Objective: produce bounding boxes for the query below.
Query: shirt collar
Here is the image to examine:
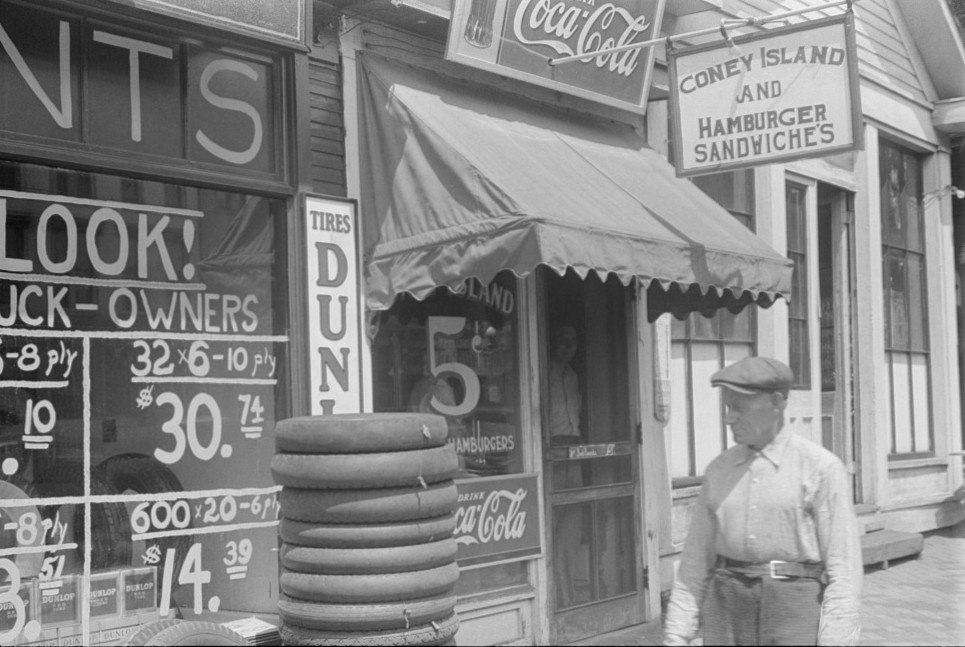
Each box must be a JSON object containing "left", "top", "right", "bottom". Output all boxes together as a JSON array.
[{"left": 735, "top": 426, "right": 792, "bottom": 467}]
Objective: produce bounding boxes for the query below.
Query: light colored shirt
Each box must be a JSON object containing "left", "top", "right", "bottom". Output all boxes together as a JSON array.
[
  {"left": 664, "top": 428, "right": 862, "bottom": 646},
  {"left": 548, "top": 361, "right": 580, "bottom": 438}
]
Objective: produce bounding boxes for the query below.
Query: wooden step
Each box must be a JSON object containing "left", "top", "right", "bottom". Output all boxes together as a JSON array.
[{"left": 861, "top": 529, "right": 924, "bottom": 568}]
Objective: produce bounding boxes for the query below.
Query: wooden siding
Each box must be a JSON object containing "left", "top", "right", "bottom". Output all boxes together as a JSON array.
[
  {"left": 723, "top": 0, "right": 929, "bottom": 105},
  {"left": 309, "top": 40, "right": 347, "bottom": 197}
]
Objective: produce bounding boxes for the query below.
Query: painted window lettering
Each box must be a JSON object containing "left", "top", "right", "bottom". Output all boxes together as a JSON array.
[
  {"left": 195, "top": 59, "right": 264, "bottom": 166},
  {"left": 0, "top": 14, "right": 269, "bottom": 168}
]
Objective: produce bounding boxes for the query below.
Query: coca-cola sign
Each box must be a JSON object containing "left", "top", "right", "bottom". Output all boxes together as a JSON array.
[
  {"left": 446, "top": 0, "right": 665, "bottom": 113},
  {"left": 454, "top": 473, "right": 542, "bottom": 566}
]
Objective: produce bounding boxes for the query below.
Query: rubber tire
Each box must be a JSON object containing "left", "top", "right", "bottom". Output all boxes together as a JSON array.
[
  {"left": 271, "top": 445, "right": 459, "bottom": 489},
  {"left": 144, "top": 621, "right": 248, "bottom": 645},
  {"left": 82, "top": 470, "right": 135, "bottom": 569},
  {"left": 275, "top": 414, "right": 448, "bottom": 454},
  {"left": 280, "top": 562, "right": 460, "bottom": 603},
  {"left": 277, "top": 591, "right": 456, "bottom": 631},
  {"left": 280, "top": 482, "right": 457, "bottom": 523},
  {"left": 281, "top": 538, "right": 457, "bottom": 574},
  {"left": 0, "top": 477, "right": 45, "bottom": 580},
  {"left": 92, "top": 453, "right": 191, "bottom": 577},
  {"left": 124, "top": 618, "right": 183, "bottom": 646},
  {"left": 280, "top": 515, "right": 455, "bottom": 549},
  {"left": 279, "top": 611, "right": 459, "bottom": 646},
  {"left": 33, "top": 462, "right": 134, "bottom": 570}
]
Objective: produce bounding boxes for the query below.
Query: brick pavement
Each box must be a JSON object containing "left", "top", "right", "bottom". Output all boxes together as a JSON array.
[
  {"left": 859, "top": 521, "right": 965, "bottom": 646},
  {"left": 581, "top": 519, "right": 965, "bottom": 646}
]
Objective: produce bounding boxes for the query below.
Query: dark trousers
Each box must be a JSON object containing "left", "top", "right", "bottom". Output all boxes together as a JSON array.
[{"left": 701, "top": 570, "right": 824, "bottom": 645}]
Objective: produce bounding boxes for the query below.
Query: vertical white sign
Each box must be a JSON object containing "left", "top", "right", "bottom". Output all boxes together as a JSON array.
[{"left": 304, "top": 195, "right": 363, "bottom": 414}]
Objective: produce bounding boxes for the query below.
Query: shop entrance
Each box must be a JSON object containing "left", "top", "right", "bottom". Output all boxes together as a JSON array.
[
  {"left": 786, "top": 179, "right": 860, "bottom": 503},
  {"left": 818, "top": 183, "right": 861, "bottom": 502},
  {"left": 540, "top": 269, "right": 646, "bottom": 644}
]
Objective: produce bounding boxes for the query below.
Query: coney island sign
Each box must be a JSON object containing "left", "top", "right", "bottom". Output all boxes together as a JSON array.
[
  {"left": 668, "top": 13, "right": 862, "bottom": 176},
  {"left": 446, "top": 0, "right": 666, "bottom": 113},
  {"left": 454, "top": 473, "right": 542, "bottom": 566}
]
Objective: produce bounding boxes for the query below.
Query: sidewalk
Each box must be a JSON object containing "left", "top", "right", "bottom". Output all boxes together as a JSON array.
[
  {"left": 859, "top": 520, "right": 965, "bottom": 646},
  {"left": 585, "top": 519, "right": 965, "bottom": 646}
]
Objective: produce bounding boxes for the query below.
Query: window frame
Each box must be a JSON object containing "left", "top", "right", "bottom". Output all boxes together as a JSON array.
[
  {"left": 668, "top": 170, "right": 758, "bottom": 486},
  {"left": 879, "top": 138, "right": 933, "bottom": 458},
  {"left": 785, "top": 181, "right": 811, "bottom": 390}
]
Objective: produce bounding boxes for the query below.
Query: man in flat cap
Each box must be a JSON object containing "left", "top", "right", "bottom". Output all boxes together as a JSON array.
[{"left": 663, "top": 356, "right": 862, "bottom": 646}]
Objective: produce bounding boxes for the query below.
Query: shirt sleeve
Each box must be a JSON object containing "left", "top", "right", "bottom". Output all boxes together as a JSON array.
[
  {"left": 663, "top": 479, "right": 718, "bottom": 645},
  {"left": 814, "top": 459, "right": 863, "bottom": 646}
]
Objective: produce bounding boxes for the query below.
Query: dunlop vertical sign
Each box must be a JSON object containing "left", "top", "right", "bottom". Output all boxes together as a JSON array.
[
  {"left": 304, "top": 195, "right": 364, "bottom": 414},
  {"left": 668, "top": 14, "right": 861, "bottom": 176}
]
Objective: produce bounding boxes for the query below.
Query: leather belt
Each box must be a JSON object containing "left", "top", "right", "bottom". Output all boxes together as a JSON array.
[{"left": 718, "top": 556, "right": 826, "bottom": 581}]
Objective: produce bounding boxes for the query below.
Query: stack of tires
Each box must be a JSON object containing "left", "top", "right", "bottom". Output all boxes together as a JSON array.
[{"left": 271, "top": 413, "right": 462, "bottom": 647}]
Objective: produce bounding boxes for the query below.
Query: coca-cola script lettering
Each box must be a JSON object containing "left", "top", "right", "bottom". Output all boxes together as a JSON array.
[
  {"left": 455, "top": 487, "right": 528, "bottom": 546},
  {"left": 513, "top": 0, "right": 652, "bottom": 76}
]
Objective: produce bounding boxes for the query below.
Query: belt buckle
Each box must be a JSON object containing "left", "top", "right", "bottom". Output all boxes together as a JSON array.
[{"left": 768, "top": 560, "right": 790, "bottom": 580}]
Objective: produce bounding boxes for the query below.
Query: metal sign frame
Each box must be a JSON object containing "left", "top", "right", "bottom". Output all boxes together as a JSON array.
[{"left": 303, "top": 193, "right": 365, "bottom": 415}]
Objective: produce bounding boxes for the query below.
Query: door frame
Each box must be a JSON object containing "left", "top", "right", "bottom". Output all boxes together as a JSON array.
[
  {"left": 536, "top": 269, "right": 649, "bottom": 644},
  {"left": 821, "top": 184, "right": 861, "bottom": 501},
  {"left": 783, "top": 173, "right": 860, "bottom": 500}
]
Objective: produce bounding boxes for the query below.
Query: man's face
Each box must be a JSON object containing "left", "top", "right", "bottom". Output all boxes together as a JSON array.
[
  {"left": 721, "top": 388, "right": 786, "bottom": 450},
  {"left": 551, "top": 326, "right": 577, "bottom": 365}
]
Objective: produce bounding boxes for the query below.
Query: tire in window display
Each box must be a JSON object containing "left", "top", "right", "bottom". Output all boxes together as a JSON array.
[
  {"left": 278, "top": 611, "right": 459, "bottom": 646},
  {"left": 270, "top": 446, "right": 460, "bottom": 490},
  {"left": 275, "top": 413, "right": 449, "bottom": 454},
  {"left": 133, "top": 619, "right": 248, "bottom": 645},
  {"left": 0, "top": 476, "right": 45, "bottom": 581},
  {"left": 280, "top": 538, "right": 457, "bottom": 574},
  {"left": 277, "top": 591, "right": 457, "bottom": 632},
  {"left": 123, "top": 617, "right": 185, "bottom": 645},
  {"left": 70, "top": 470, "right": 133, "bottom": 570},
  {"left": 279, "top": 482, "right": 458, "bottom": 523},
  {"left": 92, "top": 453, "right": 192, "bottom": 584},
  {"left": 279, "top": 515, "right": 457, "bottom": 549},
  {"left": 29, "top": 462, "right": 133, "bottom": 572}
]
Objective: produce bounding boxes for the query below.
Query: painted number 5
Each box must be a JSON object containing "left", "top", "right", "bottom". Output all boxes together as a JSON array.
[{"left": 426, "top": 316, "right": 480, "bottom": 417}]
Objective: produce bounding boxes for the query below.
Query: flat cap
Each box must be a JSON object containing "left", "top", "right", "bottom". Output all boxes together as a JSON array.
[{"left": 711, "top": 356, "right": 794, "bottom": 394}]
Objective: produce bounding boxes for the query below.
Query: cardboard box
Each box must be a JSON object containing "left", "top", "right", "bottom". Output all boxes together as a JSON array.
[
  {"left": 88, "top": 572, "right": 121, "bottom": 619},
  {"left": 120, "top": 567, "right": 157, "bottom": 615},
  {"left": 38, "top": 575, "right": 79, "bottom": 628},
  {"left": 0, "top": 577, "right": 35, "bottom": 636}
]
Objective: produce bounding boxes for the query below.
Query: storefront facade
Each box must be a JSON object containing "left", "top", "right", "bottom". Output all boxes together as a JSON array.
[
  {"left": 314, "top": 2, "right": 792, "bottom": 644},
  {"left": 3, "top": 0, "right": 965, "bottom": 646},
  {"left": 655, "top": 0, "right": 965, "bottom": 598},
  {"left": 309, "top": 1, "right": 965, "bottom": 645},
  {"left": 0, "top": 0, "right": 307, "bottom": 643}
]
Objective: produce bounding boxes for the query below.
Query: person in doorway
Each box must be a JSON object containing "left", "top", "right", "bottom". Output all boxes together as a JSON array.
[
  {"left": 663, "top": 356, "right": 862, "bottom": 646},
  {"left": 548, "top": 323, "right": 582, "bottom": 445},
  {"left": 547, "top": 323, "right": 587, "bottom": 608}
]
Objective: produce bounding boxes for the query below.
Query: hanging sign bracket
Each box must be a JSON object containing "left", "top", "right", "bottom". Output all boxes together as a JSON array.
[{"left": 547, "top": 0, "right": 858, "bottom": 67}]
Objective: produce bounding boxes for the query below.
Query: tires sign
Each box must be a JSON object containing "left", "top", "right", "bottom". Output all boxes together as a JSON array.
[
  {"left": 454, "top": 473, "right": 541, "bottom": 566},
  {"left": 304, "top": 195, "right": 364, "bottom": 415}
]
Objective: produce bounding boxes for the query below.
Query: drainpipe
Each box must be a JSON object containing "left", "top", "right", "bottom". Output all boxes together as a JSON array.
[{"left": 954, "top": 138, "right": 965, "bottom": 456}]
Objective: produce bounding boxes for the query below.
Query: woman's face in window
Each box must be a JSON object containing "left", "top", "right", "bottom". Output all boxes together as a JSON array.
[{"left": 551, "top": 325, "right": 578, "bottom": 365}]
